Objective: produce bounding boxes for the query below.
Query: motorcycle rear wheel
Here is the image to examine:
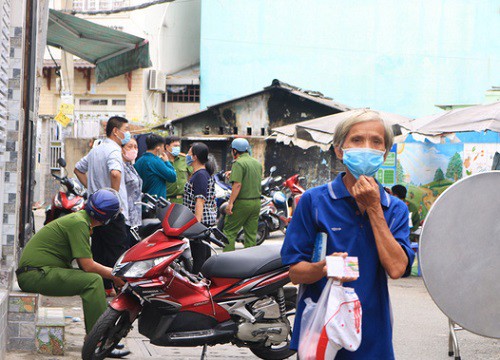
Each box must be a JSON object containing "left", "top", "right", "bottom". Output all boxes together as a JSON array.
[
  {"left": 81, "top": 307, "right": 131, "bottom": 360},
  {"left": 249, "top": 300, "right": 296, "bottom": 360}
]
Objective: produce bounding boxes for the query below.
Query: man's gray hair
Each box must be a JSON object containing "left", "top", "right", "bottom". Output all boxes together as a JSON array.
[{"left": 333, "top": 109, "right": 394, "bottom": 152}]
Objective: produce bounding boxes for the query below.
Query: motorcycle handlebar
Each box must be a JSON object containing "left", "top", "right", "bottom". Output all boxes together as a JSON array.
[
  {"left": 208, "top": 234, "right": 225, "bottom": 248},
  {"left": 143, "top": 193, "right": 158, "bottom": 204}
]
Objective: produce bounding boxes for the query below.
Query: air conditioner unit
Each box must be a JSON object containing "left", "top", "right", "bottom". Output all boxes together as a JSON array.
[{"left": 148, "top": 69, "right": 166, "bottom": 93}]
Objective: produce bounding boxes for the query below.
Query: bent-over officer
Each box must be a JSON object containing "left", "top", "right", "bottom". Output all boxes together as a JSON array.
[
  {"left": 223, "top": 138, "right": 263, "bottom": 251},
  {"left": 16, "top": 189, "right": 130, "bottom": 358}
]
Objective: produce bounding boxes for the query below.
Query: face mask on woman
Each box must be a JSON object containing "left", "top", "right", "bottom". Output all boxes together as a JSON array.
[
  {"left": 123, "top": 149, "right": 138, "bottom": 162},
  {"left": 342, "top": 148, "right": 385, "bottom": 179}
]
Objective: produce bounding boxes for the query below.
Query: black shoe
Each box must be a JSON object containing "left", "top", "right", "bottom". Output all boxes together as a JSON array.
[
  {"left": 107, "top": 349, "right": 131, "bottom": 358},
  {"left": 114, "top": 343, "right": 125, "bottom": 350}
]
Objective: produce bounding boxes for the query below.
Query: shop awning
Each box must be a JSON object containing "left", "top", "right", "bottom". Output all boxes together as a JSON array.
[{"left": 47, "top": 9, "right": 152, "bottom": 83}]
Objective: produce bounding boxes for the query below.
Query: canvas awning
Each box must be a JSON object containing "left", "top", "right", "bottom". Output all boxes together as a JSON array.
[
  {"left": 272, "top": 109, "right": 412, "bottom": 150},
  {"left": 405, "top": 102, "right": 500, "bottom": 143},
  {"left": 47, "top": 9, "right": 152, "bottom": 83}
]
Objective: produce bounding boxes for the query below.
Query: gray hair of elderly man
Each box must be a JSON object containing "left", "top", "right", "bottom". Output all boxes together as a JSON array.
[{"left": 332, "top": 109, "right": 394, "bottom": 153}]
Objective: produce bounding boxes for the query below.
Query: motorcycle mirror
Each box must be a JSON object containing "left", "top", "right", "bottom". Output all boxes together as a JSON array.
[
  {"left": 57, "top": 158, "right": 66, "bottom": 167},
  {"left": 270, "top": 166, "right": 277, "bottom": 174}
]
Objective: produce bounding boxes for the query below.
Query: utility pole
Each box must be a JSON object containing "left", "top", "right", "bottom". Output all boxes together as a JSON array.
[{"left": 19, "top": 0, "right": 38, "bottom": 247}]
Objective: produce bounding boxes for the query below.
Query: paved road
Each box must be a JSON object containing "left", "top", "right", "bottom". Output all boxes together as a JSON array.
[{"left": 7, "top": 214, "right": 499, "bottom": 359}]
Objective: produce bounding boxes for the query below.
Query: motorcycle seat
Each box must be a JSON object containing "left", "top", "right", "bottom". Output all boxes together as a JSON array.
[
  {"left": 142, "top": 218, "right": 161, "bottom": 227},
  {"left": 200, "top": 244, "right": 283, "bottom": 279}
]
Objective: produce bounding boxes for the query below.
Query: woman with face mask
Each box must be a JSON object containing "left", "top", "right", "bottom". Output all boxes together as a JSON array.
[
  {"left": 183, "top": 142, "right": 217, "bottom": 273},
  {"left": 122, "top": 137, "right": 142, "bottom": 248}
]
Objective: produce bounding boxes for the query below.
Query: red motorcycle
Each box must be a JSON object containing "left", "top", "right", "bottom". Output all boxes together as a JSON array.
[
  {"left": 282, "top": 174, "right": 306, "bottom": 222},
  {"left": 44, "top": 158, "right": 87, "bottom": 225},
  {"left": 82, "top": 199, "right": 297, "bottom": 360}
]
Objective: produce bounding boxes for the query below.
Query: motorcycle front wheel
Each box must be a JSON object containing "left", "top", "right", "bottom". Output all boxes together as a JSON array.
[
  {"left": 81, "top": 307, "right": 132, "bottom": 360},
  {"left": 255, "top": 221, "right": 269, "bottom": 246}
]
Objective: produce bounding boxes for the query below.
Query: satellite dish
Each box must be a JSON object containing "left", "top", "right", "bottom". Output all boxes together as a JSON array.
[{"left": 420, "top": 171, "right": 500, "bottom": 338}]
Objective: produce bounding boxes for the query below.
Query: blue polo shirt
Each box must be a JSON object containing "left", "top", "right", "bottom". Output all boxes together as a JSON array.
[{"left": 281, "top": 173, "right": 414, "bottom": 359}]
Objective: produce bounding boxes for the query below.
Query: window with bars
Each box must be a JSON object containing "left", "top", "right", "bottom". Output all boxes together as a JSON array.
[{"left": 167, "top": 85, "right": 200, "bottom": 103}]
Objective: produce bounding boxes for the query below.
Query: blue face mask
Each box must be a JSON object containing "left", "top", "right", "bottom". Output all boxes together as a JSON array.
[
  {"left": 342, "top": 148, "right": 385, "bottom": 179},
  {"left": 186, "top": 154, "right": 194, "bottom": 166},
  {"left": 119, "top": 130, "right": 131, "bottom": 145},
  {"left": 171, "top": 146, "right": 181, "bottom": 157}
]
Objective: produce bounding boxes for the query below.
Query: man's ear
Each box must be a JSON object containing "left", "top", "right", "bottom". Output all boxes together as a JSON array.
[{"left": 334, "top": 146, "right": 343, "bottom": 161}]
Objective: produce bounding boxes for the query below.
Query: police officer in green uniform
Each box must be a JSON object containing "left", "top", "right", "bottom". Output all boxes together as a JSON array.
[
  {"left": 165, "top": 136, "right": 192, "bottom": 204},
  {"left": 16, "top": 189, "right": 130, "bottom": 358},
  {"left": 223, "top": 138, "right": 263, "bottom": 251}
]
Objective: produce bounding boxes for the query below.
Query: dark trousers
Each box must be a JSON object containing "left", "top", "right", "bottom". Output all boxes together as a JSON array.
[
  {"left": 91, "top": 213, "right": 128, "bottom": 289},
  {"left": 190, "top": 240, "right": 211, "bottom": 274}
]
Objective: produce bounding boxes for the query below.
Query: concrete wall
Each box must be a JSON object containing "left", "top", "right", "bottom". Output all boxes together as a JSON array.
[
  {"left": 64, "top": 137, "right": 92, "bottom": 181},
  {"left": 0, "top": 290, "right": 8, "bottom": 358},
  {"left": 166, "top": 102, "right": 200, "bottom": 120},
  {"left": 200, "top": 0, "right": 500, "bottom": 118}
]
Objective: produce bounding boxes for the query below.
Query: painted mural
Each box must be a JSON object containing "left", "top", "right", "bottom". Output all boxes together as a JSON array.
[
  {"left": 463, "top": 143, "right": 500, "bottom": 175},
  {"left": 395, "top": 143, "right": 463, "bottom": 219}
]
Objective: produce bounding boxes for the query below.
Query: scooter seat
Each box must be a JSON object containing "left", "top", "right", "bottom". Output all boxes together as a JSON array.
[
  {"left": 200, "top": 244, "right": 284, "bottom": 279},
  {"left": 142, "top": 218, "right": 161, "bottom": 227}
]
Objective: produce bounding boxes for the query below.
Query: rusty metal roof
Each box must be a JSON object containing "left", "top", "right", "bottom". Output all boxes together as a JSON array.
[{"left": 154, "top": 79, "right": 352, "bottom": 129}]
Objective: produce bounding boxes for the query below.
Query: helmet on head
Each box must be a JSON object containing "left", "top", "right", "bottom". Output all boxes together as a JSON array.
[
  {"left": 231, "top": 138, "right": 250, "bottom": 152},
  {"left": 85, "top": 189, "right": 121, "bottom": 224}
]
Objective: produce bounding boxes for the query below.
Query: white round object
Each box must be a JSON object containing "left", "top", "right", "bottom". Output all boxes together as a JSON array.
[{"left": 420, "top": 171, "right": 500, "bottom": 338}]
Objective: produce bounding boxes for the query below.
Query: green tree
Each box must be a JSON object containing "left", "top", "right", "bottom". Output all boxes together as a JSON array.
[
  {"left": 446, "top": 153, "right": 463, "bottom": 181},
  {"left": 396, "top": 161, "right": 405, "bottom": 183},
  {"left": 433, "top": 168, "right": 445, "bottom": 182}
]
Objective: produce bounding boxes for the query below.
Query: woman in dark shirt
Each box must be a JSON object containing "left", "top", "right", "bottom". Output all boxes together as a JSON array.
[{"left": 183, "top": 142, "right": 217, "bottom": 273}]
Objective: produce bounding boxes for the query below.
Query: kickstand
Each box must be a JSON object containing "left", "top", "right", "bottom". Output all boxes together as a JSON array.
[{"left": 200, "top": 344, "right": 208, "bottom": 360}]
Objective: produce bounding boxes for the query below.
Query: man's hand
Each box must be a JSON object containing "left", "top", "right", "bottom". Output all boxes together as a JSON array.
[
  {"left": 352, "top": 175, "right": 380, "bottom": 213},
  {"left": 226, "top": 202, "right": 233, "bottom": 215},
  {"left": 112, "top": 276, "right": 125, "bottom": 290},
  {"left": 224, "top": 170, "right": 231, "bottom": 179},
  {"left": 160, "top": 152, "right": 169, "bottom": 162}
]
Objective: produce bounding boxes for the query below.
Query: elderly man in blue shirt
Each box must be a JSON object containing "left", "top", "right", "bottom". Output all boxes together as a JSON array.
[{"left": 281, "top": 109, "right": 414, "bottom": 360}]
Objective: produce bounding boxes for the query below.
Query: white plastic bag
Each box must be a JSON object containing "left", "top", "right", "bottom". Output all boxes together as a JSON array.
[{"left": 298, "top": 279, "right": 362, "bottom": 360}]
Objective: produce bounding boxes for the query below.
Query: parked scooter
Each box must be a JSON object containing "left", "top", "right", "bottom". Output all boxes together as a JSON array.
[
  {"left": 214, "top": 170, "right": 232, "bottom": 217},
  {"left": 44, "top": 158, "right": 87, "bottom": 225},
  {"left": 81, "top": 200, "right": 297, "bottom": 360},
  {"left": 282, "top": 174, "right": 306, "bottom": 222}
]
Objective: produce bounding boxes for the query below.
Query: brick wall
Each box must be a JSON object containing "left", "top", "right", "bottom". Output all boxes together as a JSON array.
[{"left": 39, "top": 67, "right": 146, "bottom": 121}]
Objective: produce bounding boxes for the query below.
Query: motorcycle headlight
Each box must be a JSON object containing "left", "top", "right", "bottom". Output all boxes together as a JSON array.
[
  {"left": 113, "top": 255, "right": 172, "bottom": 278},
  {"left": 53, "top": 194, "right": 62, "bottom": 208},
  {"left": 71, "top": 198, "right": 84, "bottom": 212}
]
